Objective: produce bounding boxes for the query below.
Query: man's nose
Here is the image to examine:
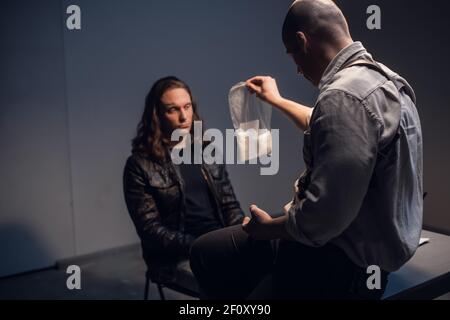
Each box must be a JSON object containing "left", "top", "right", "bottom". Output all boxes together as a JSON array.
[{"left": 179, "top": 109, "right": 187, "bottom": 122}]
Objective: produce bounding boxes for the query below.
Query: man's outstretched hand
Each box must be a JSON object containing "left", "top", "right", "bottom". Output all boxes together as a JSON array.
[
  {"left": 245, "top": 76, "right": 283, "bottom": 107},
  {"left": 245, "top": 76, "right": 313, "bottom": 132},
  {"left": 242, "top": 204, "right": 280, "bottom": 240}
]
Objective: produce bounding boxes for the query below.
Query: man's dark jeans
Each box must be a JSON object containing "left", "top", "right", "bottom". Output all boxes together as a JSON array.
[{"left": 190, "top": 225, "right": 389, "bottom": 300}]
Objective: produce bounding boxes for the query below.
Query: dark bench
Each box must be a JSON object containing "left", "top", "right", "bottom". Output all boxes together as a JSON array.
[{"left": 383, "top": 230, "right": 450, "bottom": 299}]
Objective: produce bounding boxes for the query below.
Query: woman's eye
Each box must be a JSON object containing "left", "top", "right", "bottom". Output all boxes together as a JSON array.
[
  {"left": 184, "top": 104, "right": 191, "bottom": 110},
  {"left": 168, "top": 107, "right": 176, "bottom": 113}
]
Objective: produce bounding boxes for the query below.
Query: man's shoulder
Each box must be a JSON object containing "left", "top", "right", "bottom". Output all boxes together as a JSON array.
[
  {"left": 319, "top": 64, "right": 389, "bottom": 103},
  {"left": 313, "top": 74, "right": 385, "bottom": 129}
]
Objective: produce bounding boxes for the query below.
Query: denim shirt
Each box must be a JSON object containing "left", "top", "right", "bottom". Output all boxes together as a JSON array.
[{"left": 284, "top": 42, "right": 423, "bottom": 272}]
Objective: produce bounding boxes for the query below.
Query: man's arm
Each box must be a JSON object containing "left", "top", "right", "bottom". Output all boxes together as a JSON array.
[{"left": 246, "top": 76, "right": 313, "bottom": 132}]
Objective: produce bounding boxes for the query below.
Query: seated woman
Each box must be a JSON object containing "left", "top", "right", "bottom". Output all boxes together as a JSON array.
[{"left": 123, "top": 76, "right": 244, "bottom": 286}]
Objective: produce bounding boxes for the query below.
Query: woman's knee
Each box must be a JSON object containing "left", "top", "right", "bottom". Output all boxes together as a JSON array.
[
  {"left": 189, "top": 225, "right": 241, "bottom": 273},
  {"left": 189, "top": 229, "right": 219, "bottom": 273},
  {"left": 191, "top": 228, "right": 218, "bottom": 256}
]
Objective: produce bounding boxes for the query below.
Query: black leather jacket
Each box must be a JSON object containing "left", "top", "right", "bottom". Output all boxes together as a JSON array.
[{"left": 123, "top": 152, "right": 244, "bottom": 283}]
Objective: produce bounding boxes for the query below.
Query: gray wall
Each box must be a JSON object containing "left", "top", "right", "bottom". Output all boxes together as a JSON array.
[
  {"left": 0, "top": 0, "right": 75, "bottom": 277},
  {"left": 1, "top": 0, "right": 449, "bottom": 277}
]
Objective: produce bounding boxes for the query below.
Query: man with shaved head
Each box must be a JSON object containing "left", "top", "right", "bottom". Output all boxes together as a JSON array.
[
  {"left": 282, "top": 0, "right": 352, "bottom": 85},
  {"left": 190, "top": 0, "right": 423, "bottom": 299}
]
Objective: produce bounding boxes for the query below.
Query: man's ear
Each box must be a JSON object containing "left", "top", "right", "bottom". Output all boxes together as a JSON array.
[{"left": 295, "top": 31, "right": 308, "bottom": 54}]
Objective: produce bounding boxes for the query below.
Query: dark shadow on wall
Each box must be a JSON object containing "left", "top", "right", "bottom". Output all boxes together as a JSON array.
[{"left": 0, "top": 223, "right": 55, "bottom": 278}]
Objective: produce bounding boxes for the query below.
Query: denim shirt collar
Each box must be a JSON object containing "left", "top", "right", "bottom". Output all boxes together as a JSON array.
[{"left": 318, "top": 41, "right": 367, "bottom": 91}]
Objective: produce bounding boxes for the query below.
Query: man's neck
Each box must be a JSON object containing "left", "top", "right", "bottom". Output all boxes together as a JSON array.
[
  {"left": 325, "top": 38, "right": 354, "bottom": 62},
  {"left": 315, "top": 38, "right": 354, "bottom": 86}
]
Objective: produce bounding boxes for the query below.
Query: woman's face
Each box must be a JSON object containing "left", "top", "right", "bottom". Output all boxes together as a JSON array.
[{"left": 159, "top": 87, "right": 194, "bottom": 136}]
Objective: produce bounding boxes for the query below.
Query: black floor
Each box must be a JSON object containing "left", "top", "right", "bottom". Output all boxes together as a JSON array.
[
  {"left": 0, "top": 244, "right": 196, "bottom": 300},
  {"left": 1, "top": 244, "right": 449, "bottom": 300}
]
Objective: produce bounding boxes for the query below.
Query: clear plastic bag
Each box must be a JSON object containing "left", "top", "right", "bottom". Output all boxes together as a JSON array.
[{"left": 228, "top": 82, "right": 272, "bottom": 162}]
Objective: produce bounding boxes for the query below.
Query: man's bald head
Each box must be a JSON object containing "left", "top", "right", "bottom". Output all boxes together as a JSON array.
[
  {"left": 281, "top": 0, "right": 353, "bottom": 86},
  {"left": 282, "top": 0, "right": 351, "bottom": 47}
]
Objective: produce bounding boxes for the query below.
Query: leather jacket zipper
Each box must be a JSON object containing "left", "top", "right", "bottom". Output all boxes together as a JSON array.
[
  {"left": 200, "top": 166, "right": 226, "bottom": 227},
  {"left": 168, "top": 160, "right": 186, "bottom": 233}
]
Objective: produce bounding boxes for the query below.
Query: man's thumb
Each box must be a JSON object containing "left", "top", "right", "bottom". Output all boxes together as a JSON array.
[{"left": 250, "top": 204, "right": 265, "bottom": 218}]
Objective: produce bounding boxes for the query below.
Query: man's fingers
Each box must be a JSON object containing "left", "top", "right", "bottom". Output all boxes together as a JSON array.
[
  {"left": 246, "top": 81, "right": 261, "bottom": 95},
  {"left": 250, "top": 204, "right": 266, "bottom": 217},
  {"left": 246, "top": 76, "right": 266, "bottom": 85},
  {"left": 245, "top": 76, "right": 269, "bottom": 92},
  {"left": 242, "top": 216, "right": 251, "bottom": 226}
]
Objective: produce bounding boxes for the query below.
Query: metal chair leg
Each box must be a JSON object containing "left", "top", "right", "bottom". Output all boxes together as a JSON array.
[
  {"left": 157, "top": 283, "right": 166, "bottom": 300},
  {"left": 144, "top": 276, "right": 150, "bottom": 300}
]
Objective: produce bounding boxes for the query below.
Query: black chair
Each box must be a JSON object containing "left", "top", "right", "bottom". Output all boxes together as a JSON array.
[{"left": 144, "top": 259, "right": 200, "bottom": 300}]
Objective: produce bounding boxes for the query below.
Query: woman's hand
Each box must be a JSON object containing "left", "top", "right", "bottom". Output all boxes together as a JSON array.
[{"left": 245, "top": 76, "right": 283, "bottom": 107}]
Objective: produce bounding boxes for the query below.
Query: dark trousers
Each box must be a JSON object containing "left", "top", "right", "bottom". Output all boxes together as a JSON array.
[{"left": 189, "top": 225, "right": 389, "bottom": 300}]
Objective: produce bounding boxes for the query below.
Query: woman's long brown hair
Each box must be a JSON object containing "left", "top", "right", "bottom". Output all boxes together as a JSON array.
[{"left": 132, "top": 76, "right": 201, "bottom": 162}]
